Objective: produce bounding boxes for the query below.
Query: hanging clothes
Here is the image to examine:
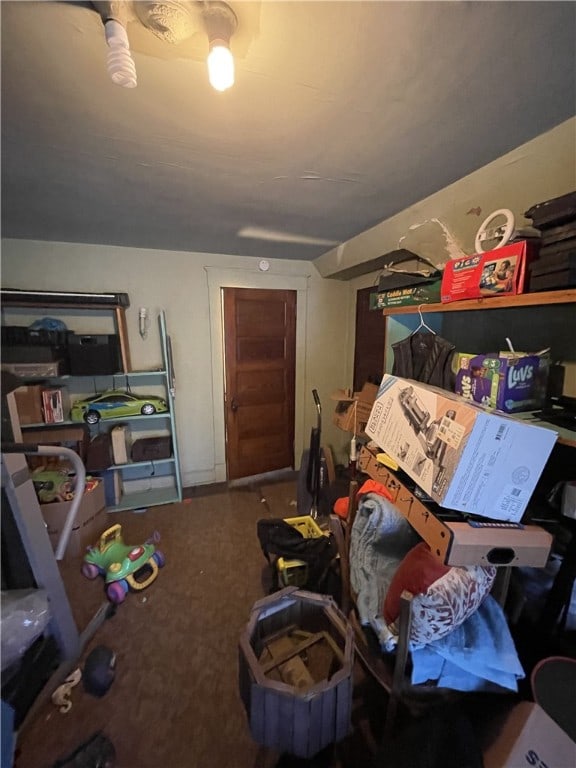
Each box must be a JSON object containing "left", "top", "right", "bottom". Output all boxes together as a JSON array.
[{"left": 392, "top": 331, "right": 456, "bottom": 390}]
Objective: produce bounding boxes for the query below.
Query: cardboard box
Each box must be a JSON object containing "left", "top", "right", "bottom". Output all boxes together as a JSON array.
[
  {"left": 1, "top": 361, "right": 64, "bottom": 377},
  {"left": 21, "top": 424, "right": 90, "bottom": 463},
  {"left": 483, "top": 702, "right": 576, "bottom": 768},
  {"left": 111, "top": 424, "right": 131, "bottom": 464},
  {"left": 41, "top": 479, "right": 106, "bottom": 558},
  {"left": 41, "top": 387, "right": 69, "bottom": 424},
  {"left": 441, "top": 240, "right": 538, "bottom": 304},
  {"left": 13, "top": 385, "right": 44, "bottom": 425},
  {"left": 454, "top": 351, "right": 550, "bottom": 413},
  {"left": 357, "top": 445, "right": 553, "bottom": 566},
  {"left": 365, "top": 375, "right": 557, "bottom": 521},
  {"left": 374, "top": 279, "right": 442, "bottom": 309},
  {"left": 331, "top": 382, "right": 378, "bottom": 435}
]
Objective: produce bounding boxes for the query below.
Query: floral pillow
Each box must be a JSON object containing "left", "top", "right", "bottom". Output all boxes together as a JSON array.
[{"left": 384, "top": 543, "right": 496, "bottom": 646}]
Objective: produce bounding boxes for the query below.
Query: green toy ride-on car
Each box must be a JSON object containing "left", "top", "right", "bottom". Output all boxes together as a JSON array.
[{"left": 82, "top": 524, "right": 165, "bottom": 604}]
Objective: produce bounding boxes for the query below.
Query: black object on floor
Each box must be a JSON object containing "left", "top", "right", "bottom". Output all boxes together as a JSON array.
[
  {"left": 52, "top": 731, "right": 115, "bottom": 768},
  {"left": 297, "top": 389, "right": 328, "bottom": 518},
  {"left": 82, "top": 646, "right": 116, "bottom": 698},
  {"left": 1, "top": 635, "right": 60, "bottom": 729},
  {"left": 256, "top": 518, "right": 339, "bottom": 596}
]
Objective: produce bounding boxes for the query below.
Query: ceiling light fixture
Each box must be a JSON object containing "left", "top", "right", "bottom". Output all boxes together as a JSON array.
[
  {"left": 93, "top": 1, "right": 238, "bottom": 92},
  {"left": 201, "top": 1, "right": 238, "bottom": 92},
  {"left": 93, "top": 1, "right": 137, "bottom": 88}
]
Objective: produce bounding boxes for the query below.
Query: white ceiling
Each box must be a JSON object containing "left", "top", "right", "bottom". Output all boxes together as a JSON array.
[{"left": 2, "top": 1, "right": 575, "bottom": 262}]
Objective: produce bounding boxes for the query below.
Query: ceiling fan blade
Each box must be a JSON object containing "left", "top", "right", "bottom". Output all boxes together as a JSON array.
[{"left": 237, "top": 226, "right": 339, "bottom": 247}]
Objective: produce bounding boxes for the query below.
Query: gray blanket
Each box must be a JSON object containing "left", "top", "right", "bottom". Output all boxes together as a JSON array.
[{"left": 349, "top": 493, "right": 418, "bottom": 649}]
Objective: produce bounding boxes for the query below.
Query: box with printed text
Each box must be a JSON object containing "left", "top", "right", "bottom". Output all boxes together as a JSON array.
[
  {"left": 41, "top": 387, "right": 69, "bottom": 424},
  {"left": 453, "top": 350, "right": 550, "bottom": 413},
  {"left": 441, "top": 240, "right": 538, "bottom": 303},
  {"left": 41, "top": 479, "right": 106, "bottom": 558},
  {"left": 365, "top": 375, "right": 557, "bottom": 522},
  {"left": 483, "top": 702, "right": 576, "bottom": 768}
]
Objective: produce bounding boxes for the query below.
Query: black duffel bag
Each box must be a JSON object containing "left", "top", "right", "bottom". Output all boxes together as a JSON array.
[{"left": 256, "top": 518, "right": 339, "bottom": 598}]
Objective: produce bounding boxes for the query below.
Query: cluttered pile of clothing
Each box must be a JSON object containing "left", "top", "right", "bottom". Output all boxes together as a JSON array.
[{"left": 349, "top": 489, "right": 525, "bottom": 693}]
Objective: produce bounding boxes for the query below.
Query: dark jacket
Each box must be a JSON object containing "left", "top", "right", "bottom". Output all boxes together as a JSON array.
[{"left": 391, "top": 331, "right": 455, "bottom": 390}]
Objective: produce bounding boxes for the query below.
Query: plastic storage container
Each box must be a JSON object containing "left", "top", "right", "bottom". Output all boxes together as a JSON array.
[
  {"left": 276, "top": 557, "right": 308, "bottom": 587},
  {"left": 283, "top": 516, "right": 327, "bottom": 539}
]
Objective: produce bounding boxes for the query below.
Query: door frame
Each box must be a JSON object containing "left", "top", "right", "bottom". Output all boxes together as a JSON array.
[{"left": 206, "top": 267, "right": 310, "bottom": 483}]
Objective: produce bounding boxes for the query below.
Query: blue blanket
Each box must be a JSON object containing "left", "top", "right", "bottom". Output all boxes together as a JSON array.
[{"left": 411, "top": 595, "right": 524, "bottom": 691}]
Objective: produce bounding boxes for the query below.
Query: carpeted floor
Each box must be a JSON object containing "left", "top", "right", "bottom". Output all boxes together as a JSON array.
[
  {"left": 13, "top": 478, "right": 382, "bottom": 768},
  {"left": 12, "top": 475, "right": 549, "bottom": 768}
]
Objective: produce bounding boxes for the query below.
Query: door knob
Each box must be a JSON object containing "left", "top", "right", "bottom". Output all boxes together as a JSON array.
[{"left": 231, "top": 398, "right": 239, "bottom": 412}]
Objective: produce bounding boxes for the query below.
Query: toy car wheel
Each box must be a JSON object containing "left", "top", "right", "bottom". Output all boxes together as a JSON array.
[
  {"left": 107, "top": 580, "right": 128, "bottom": 604},
  {"left": 84, "top": 410, "right": 100, "bottom": 425},
  {"left": 141, "top": 403, "right": 156, "bottom": 415},
  {"left": 152, "top": 549, "right": 166, "bottom": 568},
  {"left": 82, "top": 562, "right": 100, "bottom": 580}
]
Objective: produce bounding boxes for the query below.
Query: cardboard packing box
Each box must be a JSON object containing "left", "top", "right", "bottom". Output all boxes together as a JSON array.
[
  {"left": 21, "top": 424, "right": 90, "bottom": 473},
  {"left": 357, "top": 444, "right": 553, "bottom": 567},
  {"left": 441, "top": 240, "right": 538, "bottom": 304},
  {"left": 454, "top": 350, "right": 550, "bottom": 413},
  {"left": 331, "top": 382, "right": 378, "bottom": 435},
  {"left": 483, "top": 702, "right": 576, "bottom": 768},
  {"left": 41, "top": 387, "right": 69, "bottom": 424},
  {"left": 111, "top": 423, "right": 131, "bottom": 464},
  {"left": 374, "top": 279, "right": 442, "bottom": 309},
  {"left": 365, "top": 375, "right": 557, "bottom": 522},
  {"left": 41, "top": 479, "right": 106, "bottom": 558},
  {"left": 21, "top": 424, "right": 90, "bottom": 464},
  {"left": 13, "top": 385, "right": 44, "bottom": 425}
]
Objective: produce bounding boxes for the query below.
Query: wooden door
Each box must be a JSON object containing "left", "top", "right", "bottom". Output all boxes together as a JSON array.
[
  {"left": 223, "top": 288, "right": 296, "bottom": 480},
  {"left": 353, "top": 286, "right": 385, "bottom": 392}
]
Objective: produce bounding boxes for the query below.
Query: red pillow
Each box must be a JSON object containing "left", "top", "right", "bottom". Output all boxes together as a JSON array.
[{"left": 383, "top": 542, "right": 451, "bottom": 624}]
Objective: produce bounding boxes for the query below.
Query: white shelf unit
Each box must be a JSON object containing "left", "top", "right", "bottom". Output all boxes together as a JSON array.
[
  {"left": 3, "top": 305, "right": 183, "bottom": 511},
  {"left": 97, "top": 314, "right": 183, "bottom": 511}
]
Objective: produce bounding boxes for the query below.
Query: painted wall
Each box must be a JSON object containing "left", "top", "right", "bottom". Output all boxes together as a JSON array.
[
  {"left": 3, "top": 120, "right": 575, "bottom": 483},
  {"left": 1, "top": 242, "right": 351, "bottom": 485},
  {"left": 343, "top": 118, "right": 576, "bottom": 387},
  {"left": 320, "top": 118, "right": 576, "bottom": 278}
]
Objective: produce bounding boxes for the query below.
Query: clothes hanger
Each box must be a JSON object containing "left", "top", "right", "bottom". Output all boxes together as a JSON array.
[{"left": 411, "top": 304, "right": 436, "bottom": 335}]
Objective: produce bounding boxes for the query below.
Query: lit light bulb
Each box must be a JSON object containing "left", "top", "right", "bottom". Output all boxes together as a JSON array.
[{"left": 207, "top": 42, "right": 234, "bottom": 91}]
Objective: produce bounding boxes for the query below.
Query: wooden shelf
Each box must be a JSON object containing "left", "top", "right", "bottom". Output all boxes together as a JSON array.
[
  {"left": 380, "top": 288, "right": 575, "bottom": 447},
  {"left": 381, "top": 288, "right": 576, "bottom": 316}
]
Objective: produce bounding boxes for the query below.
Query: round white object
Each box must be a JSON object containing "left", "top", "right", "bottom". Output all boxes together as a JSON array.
[
  {"left": 474, "top": 209, "right": 515, "bottom": 254},
  {"left": 258, "top": 259, "right": 270, "bottom": 272}
]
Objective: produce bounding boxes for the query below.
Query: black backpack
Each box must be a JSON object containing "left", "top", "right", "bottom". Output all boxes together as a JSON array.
[{"left": 256, "top": 518, "right": 339, "bottom": 598}]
